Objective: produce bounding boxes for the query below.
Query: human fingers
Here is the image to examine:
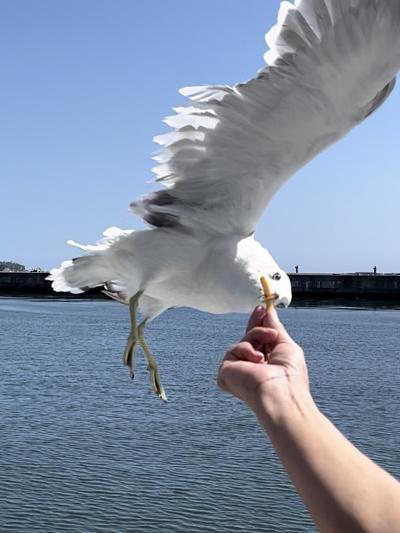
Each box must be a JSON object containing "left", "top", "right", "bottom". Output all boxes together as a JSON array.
[
  {"left": 246, "top": 306, "right": 266, "bottom": 333},
  {"left": 262, "top": 308, "right": 293, "bottom": 343},
  {"left": 242, "top": 327, "right": 279, "bottom": 352},
  {"left": 229, "top": 341, "right": 265, "bottom": 363}
]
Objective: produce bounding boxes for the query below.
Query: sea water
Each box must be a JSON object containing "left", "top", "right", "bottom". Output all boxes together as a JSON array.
[{"left": 0, "top": 298, "right": 399, "bottom": 532}]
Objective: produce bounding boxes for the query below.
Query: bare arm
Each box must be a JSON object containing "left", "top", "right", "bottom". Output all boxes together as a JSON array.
[{"left": 218, "top": 307, "right": 400, "bottom": 533}]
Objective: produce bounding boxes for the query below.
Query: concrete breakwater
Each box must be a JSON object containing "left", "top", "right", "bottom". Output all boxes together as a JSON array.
[
  {"left": 1, "top": 271, "right": 400, "bottom": 301},
  {"left": 290, "top": 272, "right": 400, "bottom": 299},
  {"left": 0, "top": 272, "right": 102, "bottom": 297}
]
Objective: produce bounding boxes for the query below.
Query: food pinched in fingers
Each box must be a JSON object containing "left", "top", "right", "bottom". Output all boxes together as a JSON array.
[{"left": 260, "top": 276, "right": 275, "bottom": 312}]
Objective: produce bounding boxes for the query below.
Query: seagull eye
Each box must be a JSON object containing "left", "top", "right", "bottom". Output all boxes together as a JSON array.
[{"left": 272, "top": 272, "right": 281, "bottom": 281}]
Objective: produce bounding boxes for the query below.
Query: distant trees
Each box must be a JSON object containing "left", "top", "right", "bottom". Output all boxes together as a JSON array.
[{"left": 0, "top": 261, "right": 26, "bottom": 272}]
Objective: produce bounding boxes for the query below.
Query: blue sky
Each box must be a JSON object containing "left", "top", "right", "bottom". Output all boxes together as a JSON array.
[{"left": 1, "top": 0, "right": 399, "bottom": 273}]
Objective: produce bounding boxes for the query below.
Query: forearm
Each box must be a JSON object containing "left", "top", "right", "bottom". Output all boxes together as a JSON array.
[{"left": 253, "top": 380, "right": 400, "bottom": 533}]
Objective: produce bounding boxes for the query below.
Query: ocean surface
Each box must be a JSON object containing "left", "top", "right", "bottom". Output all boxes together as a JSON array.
[{"left": 1, "top": 298, "right": 399, "bottom": 532}]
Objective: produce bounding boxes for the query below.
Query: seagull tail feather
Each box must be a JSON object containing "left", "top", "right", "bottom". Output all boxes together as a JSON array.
[
  {"left": 46, "top": 226, "right": 133, "bottom": 294},
  {"left": 47, "top": 254, "right": 112, "bottom": 294}
]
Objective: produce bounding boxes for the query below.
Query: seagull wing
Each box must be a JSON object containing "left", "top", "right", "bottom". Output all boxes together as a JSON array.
[{"left": 132, "top": 0, "right": 400, "bottom": 238}]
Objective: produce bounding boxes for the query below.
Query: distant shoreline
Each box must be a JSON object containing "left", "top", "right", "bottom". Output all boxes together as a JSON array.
[{"left": 1, "top": 271, "right": 400, "bottom": 302}]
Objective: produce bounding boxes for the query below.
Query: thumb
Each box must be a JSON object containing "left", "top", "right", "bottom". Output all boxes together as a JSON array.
[
  {"left": 262, "top": 308, "right": 292, "bottom": 343},
  {"left": 246, "top": 306, "right": 266, "bottom": 333}
]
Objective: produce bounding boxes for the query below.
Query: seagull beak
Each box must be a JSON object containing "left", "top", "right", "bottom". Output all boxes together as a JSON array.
[
  {"left": 264, "top": 293, "right": 279, "bottom": 305},
  {"left": 276, "top": 296, "right": 290, "bottom": 309}
]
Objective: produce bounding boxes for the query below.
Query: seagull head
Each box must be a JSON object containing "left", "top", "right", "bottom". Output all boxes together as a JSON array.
[
  {"left": 236, "top": 235, "right": 292, "bottom": 310},
  {"left": 261, "top": 269, "right": 292, "bottom": 309}
]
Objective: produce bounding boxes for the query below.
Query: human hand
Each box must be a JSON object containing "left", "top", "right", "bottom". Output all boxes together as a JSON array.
[{"left": 217, "top": 306, "right": 309, "bottom": 414}]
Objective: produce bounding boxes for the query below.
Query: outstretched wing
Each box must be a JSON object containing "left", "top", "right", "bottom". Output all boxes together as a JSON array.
[{"left": 132, "top": 0, "right": 400, "bottom": 238}]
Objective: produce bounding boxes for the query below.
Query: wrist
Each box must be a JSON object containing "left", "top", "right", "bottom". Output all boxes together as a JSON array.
[{"left": 250, "top": 377, "right": 318, "bottom": 431}]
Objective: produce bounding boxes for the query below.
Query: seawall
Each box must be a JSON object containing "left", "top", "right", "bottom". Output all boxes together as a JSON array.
[
  {"left": 289, "top": 273, "right": 400, "bottom": 299},
  {"left": 1, "top": 271, "right": 400, "bottom": 301},
  {"left": 0, "top": 272, "right": 102, "bottom": 297}
]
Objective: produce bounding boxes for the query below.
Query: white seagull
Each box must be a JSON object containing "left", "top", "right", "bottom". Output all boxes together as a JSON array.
[{"left": 49, "top": 0, "right": 400, "bottom": 401}]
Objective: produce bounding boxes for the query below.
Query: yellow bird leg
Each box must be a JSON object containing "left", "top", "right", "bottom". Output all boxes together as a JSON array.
[
  {"left": 123, "top": 290, "right": 143, "bottom": 379},
  {"left": 123, "top": 291, "right": 167, "bottom": 401},
  {"left": 137, "top": 318, "right": 168, "bottom": 402},
  {"left": 260, "top": 276, "right": 274, "bottom": 312}
]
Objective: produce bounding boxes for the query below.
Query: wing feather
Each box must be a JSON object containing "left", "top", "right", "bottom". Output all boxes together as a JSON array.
[{"left": 132, "top": 0, "right": 400, "bottom": 237}]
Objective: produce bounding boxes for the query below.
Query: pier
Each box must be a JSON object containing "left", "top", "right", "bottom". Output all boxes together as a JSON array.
[
  {"left": 1, "top": 271, "right": 400, "bottom": 302},
  {"left": 0, "top": 272, "right": 101, "bottom": 297},
  {"left": 289, "top": 272, "right": 400, "bottom": 299}
]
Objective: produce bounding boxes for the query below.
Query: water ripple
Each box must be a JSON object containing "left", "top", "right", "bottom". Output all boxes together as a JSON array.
[{"left": 0, "top": 299, "right": 399, "bottom": 532}]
